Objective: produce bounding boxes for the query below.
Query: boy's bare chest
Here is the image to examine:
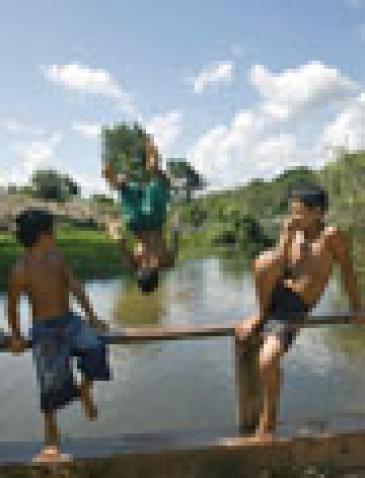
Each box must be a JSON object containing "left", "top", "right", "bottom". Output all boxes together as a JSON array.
[{"left": 288, "top": 231, "right": 332, "bottom": 268}]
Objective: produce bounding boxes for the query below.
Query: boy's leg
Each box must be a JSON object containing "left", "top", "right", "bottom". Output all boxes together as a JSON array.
[
  {"left": 33, "top": 411, "right": 70, "bottom": 463},
  {"left": 235, "top": 248, "right": 284, "bottom": 340},
  {"left": 31, "top": 323, "right": 79, "bottom": 462},
  {"left": 135, "top": 231, "right": 159, "bottom": 270},
  {"left": 44, "top": 410, "right": 58, "bottom": 447},
  {"left": 253, "top": 248, "right": 284, "bottom": 315},
  {"left": 73, "top": 315, "right": 111, "bottom": 420},
  {"left": 79, "top": 376, "right": 97, "bottom": 421},
  {"left": 236, "top": 249, "right": 287, "bottom": 436},
  {"left": 257, "top": 334, "right": 284, "bottom": 438}
]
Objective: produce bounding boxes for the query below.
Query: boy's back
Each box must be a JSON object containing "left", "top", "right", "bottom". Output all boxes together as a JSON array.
[{"left": 11, "top": 249, "right": 70, "bottom": 321}]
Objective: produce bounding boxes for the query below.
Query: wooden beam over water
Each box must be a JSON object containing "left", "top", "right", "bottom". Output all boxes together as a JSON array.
[{"left": 0, "top": 314, "right": 363, "bottom": 351}]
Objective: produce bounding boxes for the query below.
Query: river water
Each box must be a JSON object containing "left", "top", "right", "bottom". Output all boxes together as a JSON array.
[{"left": 0, "top": 257, "right": 365, "bottom": 442}]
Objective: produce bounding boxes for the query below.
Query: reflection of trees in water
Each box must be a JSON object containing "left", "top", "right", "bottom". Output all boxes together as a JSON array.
[
  {"left": 323, "top": 324, "right": 365, "bottom": 357},
  {"left": 112, "top": 279, "right": 166, "bottom": 327},
  {"left": 218, "top": 255, "right": 251, "bottom": 281}
]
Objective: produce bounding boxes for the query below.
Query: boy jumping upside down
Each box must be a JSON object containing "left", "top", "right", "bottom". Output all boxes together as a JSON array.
[
  {"left": 103, "top": 134, "right": 176, "bottom": 294},
  {"left": 8, "top": 209, "right": 110, "bottom": 463},
  {"left": 236, "top": 182, "right": 362, "bottom": 439}
]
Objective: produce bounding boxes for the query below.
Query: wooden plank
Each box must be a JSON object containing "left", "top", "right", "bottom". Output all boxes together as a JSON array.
[{"left": 1, "top": 314, "right": 365, "bottom": 352}]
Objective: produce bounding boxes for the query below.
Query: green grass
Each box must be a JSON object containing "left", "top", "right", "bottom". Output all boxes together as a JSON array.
[
  {"left": 0, "top": 228, "right": 123, "bottom": 289},
  {"left": 0, "top": 222, "right": 261, "bottom": 291}
]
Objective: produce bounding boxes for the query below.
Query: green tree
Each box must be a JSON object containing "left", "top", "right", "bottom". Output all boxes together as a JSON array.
[
  {"left": 102, "top": 122, "right": 147, "bottom": 180},
  {"left": 31, "top": 169, "right": 80, "bottom": 202},
  {"left": 91, "top": 194, "right": 115, "bottom": 206},
  {"left": 167, "top": 159, "right": 205, "bottom": 201}
]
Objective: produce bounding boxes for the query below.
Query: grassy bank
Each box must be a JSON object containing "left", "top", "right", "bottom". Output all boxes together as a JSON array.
[
  {"left": 0, "top": 227, "right": 123, "bottom": 289},
  {"left": 0, "top": 223, "right": 259, "bottom": 290}
]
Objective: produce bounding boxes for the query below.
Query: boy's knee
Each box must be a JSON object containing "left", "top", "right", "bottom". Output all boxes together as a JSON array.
[
  {"left": 260, "top": 343, "right": 283, "bottom": 377},
  {"left": 253, "top": 248, "right": 279, "bottom": 278}
]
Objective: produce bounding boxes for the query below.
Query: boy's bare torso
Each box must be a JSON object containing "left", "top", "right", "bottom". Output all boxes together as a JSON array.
[
  {"left": 15, "top": 249, "right": 70, "bottom": 320},
  {"left": 282, "top": 225, "right": 337, "bottom": 308}
]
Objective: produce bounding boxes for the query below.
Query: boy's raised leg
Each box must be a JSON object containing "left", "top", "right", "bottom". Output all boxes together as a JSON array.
[{"left": 79, "top": 376, "right": 97, "bottom": 421}]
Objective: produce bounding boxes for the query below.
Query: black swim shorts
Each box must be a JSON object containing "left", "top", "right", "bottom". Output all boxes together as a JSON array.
[{"left": 260, "top": 282, "right": 309, "bottom": 351}]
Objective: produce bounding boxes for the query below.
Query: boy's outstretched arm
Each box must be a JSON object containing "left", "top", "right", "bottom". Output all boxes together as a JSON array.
[
  {"left": 64, "top": 263, "right": 108, "bottom": 330},
  {"left": 7, "top": 265, "right": 27, "bottom": 352},
  {"left": 330, "top": 227, "right": 362, "bottom": 316}
]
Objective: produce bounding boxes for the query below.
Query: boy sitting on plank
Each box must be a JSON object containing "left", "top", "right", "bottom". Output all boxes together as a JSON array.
[{"left": 236, "top": 182, "right": 362, "bottom": 439}]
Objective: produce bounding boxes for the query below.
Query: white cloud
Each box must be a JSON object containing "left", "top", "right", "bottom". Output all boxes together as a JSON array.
[
  {"left": 12, "top": 133, "right": 62, "bottom": 180},
  {"left": 250, "top": 62, "right": 358, "bottom": 120},
  {"left": 1, "top": 119, "right": 23, "bottom": 133},
  {"left": 42, "top": 63, "right": 136, "bottom": 117},
  {"left": 72, "top": 122, "right": 101, "bottom": 139},
  {"left": 188, "top": 109, "right": 302, "bottom": 189},
  {"left": 146, "top": 111, "right": 182, "bottom": 162},
  {"left": 69, "top": 170, "right": 109, "bottom": 197},
  {"left": 192, "top": 62, "right": 234, "bottom": 94},
  {"left": 316, "top": 92, "right": 365, "bottom": 164},
  {"left": 188, "top": 62, "right": 361, "bottom": 190}
]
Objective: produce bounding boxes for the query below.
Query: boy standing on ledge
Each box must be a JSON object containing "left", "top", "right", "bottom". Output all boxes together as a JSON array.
[
  {"left": 8, "top": 209, "right": 110, "bottom": 463},
  {"left": 236, "top": 182, "right": 362, "bottom": 439}
]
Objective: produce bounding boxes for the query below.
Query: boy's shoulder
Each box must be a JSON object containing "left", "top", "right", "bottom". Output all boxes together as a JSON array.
[
  {"left": 323, "top": 224, "right": 341, "bottom": 239},
  {"left": 322, "top": 225, "right": 352, "bottom": 259}
]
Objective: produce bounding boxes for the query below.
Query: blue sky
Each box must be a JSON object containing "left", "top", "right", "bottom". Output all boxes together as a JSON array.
[{"left": 1, "top": 0, "right": 365, "bottom": 195}]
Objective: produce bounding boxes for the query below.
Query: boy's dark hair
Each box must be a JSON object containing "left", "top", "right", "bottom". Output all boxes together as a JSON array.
[
  {"left": 289, "top": 182, "right": 328, "bottom": 213},
  {"left": 136, "top": 268, "right": 159, "bottom": 294},
  {"left": 15, "top": 209, "right": 54, "bottom": 248}
]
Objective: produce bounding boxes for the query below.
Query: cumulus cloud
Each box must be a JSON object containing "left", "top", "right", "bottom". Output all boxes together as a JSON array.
[
  {"left": 189, "top": 62, "right": 361, "bottom": 189},
  {"left": 188, "top": 109, "right": 302, "bottom": 189},
  {"left": 146, "top": 111, "right": 182, "bottom": 162},
  {"left": 12, "top": 133, "right": 62, "bottom": 179},
  {"left": 316, "top": 92, "right": 365, "bottom": 164},
  {"left": 72, "top": 122, "right": 101, "bottom": 139},
  {"left": 250, "top": 62, "right": 358, "bottom": 120},
  {"left": 42, "top": 63, "right": 136, "bottom": 117},
  {"left": 192, "top": 62, "right": 234, "bottom": 94}
]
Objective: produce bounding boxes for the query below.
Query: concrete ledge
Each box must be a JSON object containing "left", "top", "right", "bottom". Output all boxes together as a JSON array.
[{"left": 2, "top": 430, "right": 365, "bottom": 477}]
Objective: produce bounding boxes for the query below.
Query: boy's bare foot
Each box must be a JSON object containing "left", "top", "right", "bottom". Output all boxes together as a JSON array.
[
  {"left": 255, "top": 418, "right": 275, "bottom": 442},
  {"left": 255, "top": 425, "right": 274, "bottom": 442},
  {"left": 33, "top": 446, "right": 71, "bottom": 463}
]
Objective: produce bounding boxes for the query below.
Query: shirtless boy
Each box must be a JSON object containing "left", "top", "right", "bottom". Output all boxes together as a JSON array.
[
  {"left": 236, "top": 181, "right": 362, "bottom": 439},
  {"left": 8, "top": 209, "right": 110, "bottom": 462}
]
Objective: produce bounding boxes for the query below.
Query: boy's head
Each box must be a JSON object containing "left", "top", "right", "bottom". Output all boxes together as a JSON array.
[
  {"left": 15, "top": 209, "right": 54, "bottom": 248},
  {"left": 136, "top": 267, "right": 159, "bottom": 294},
  {"left": 288, "top": 182, "right": 328, "bottom": 230}
]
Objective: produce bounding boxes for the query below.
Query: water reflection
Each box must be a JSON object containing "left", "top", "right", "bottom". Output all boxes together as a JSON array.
[
  {"left": 113, "top": 278, "right": 166, "bottom": 327},
  {"left": 0, "top": 257, "right": 365, "bottom": 442}
]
